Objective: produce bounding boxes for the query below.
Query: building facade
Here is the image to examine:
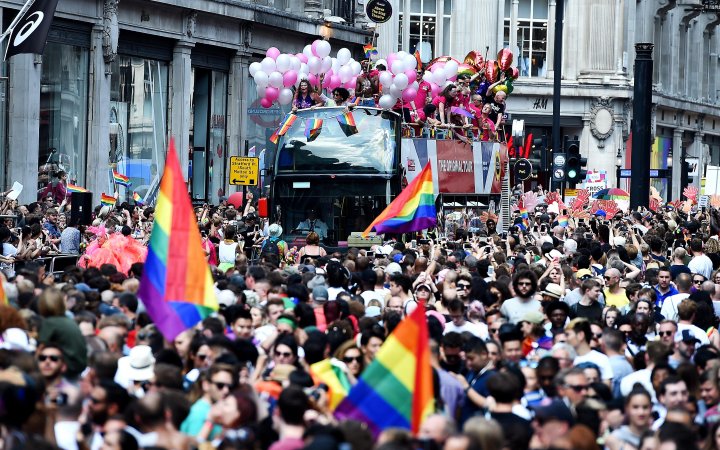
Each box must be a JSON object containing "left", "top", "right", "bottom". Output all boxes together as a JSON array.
[
  {"left": 378, "top": 0, "right": 720, "bottom": 200},
  {"left": 0, "top": 0, "right": 371, "bottom": 205}
]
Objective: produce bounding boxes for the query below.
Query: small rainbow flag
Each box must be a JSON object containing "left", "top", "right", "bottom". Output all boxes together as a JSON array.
[
  {"left": 335, "top": 302, "right": 433, "bottom": 436},
  {"left": 558, "top": 215, "right": 569, "bottom": 227},
  {"left": 362, "top": 162, "right": 436, "bottom": 236},
  {"left": 138, "top": 138, "right": 218, "bottom": 342},
  {"left": 277, "top": 114, "right": 297, "bottom": 136},
  {"left": 269, "top": 128, "right": 280, "bottom": 145},
  {"left": 100, "top": 193, "right": 116, "bottom": 206},
  {"left": 305, "top": 118, "right": 323, "bottom": 142},
  {"left": 112, "top": 170, "right": 131, "bottom": 187},
  {"left": 337, "top": 111, "right": 358, "bottom": 136},
  {"left": 310, "top": 358, "right": 352, "bottom": 410},
  {"left": 413, "top": 49, "right": 422, "bottom": 69},
  {"left": 0, "top": 275, "right": 8, "bottom": 305},
  {"left": 66, "top": 184, "right": 88, "bottom": 193},
  {"left": 520, "top": 208, "right": 529, "bottom": 219},
  {"left": 133, "top": 192, "right": 144, "bottom": 205},
  {"left": 363, "top": 43, "right": 378, "bottom": 58}
]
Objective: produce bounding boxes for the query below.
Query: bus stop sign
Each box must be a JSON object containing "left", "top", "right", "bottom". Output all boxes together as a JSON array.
[{"left": 229, "top": 156, "right": 259, "bottom": 186}]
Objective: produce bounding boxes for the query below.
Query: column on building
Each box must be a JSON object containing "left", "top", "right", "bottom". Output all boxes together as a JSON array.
[
  {"left": 613, "top": 0, "right": 625, "bottom": 75},
  {"left": 376, "top": 0, "right": 399, "bottom": 56},
  {"left": 546, "top": 0, "right": 556, "bottom": 79},
  {"left": 449, "top": 0, "right": 498, "bottom": 59},
  {"left": 86, "top": 25, "right": 112, "bottom": 201},
  {"left": 169, "top": 40, "right": 194, "bottom": 180},
  {"left": 710, "top": 31, "right": 720, "bottom": 103},
  {"left": 227, "top": 52, "right": 246, "bottom": 195},
  {"left": 672, "top": 127, "right": 683, "bottom": 200},
  {"left": 578, "top": 0, "right": 615, "bottom": 81},
  {"left": 509, "top": 0, "right": 518, "bottom": 65},
  {"left": 7, "top": 54, "right": 41, "bottom": 204},
  {"left": 656, "top": 3, "right": 675, "bottom": 93},
  {"left": 703, "top": 17, "right": 720, "bottom": 101},
  {"left": 687, "top": 15, "right": 709, "bottom": 101},
  {"left": 562, "top": 0, "right": 581, "bottom": 80},
  {"left": 692, "top": 129, "right": 705, "bottom": 189}
]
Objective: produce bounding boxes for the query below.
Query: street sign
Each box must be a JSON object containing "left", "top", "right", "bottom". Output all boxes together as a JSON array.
[
  {"left": 366, "top": 0, "right": 393, "bottom": 23},
  {"left": 514, "top": 158, "right": 533, "bottom": 180},
  {"left": 229, "top": 156, "right": 259, "bottom": 186},
  {"left": 699, "top": 195, "right": 709, "bottom": 208},
  {"left": 553, "top": 168, "right": 565, "bottom": 180}
]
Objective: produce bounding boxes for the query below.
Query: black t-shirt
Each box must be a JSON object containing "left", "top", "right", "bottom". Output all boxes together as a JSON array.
[
  {"left": 669, "top": 264, "right": 691, "bottom": 280},
  {"left": 490, "top": 412, "right": 533, "bottom": 450},
  {"left": 485, "top": 96, "right": 506, "bottom": 123},
  {"left": 571, "top": 301, "right": 603, "bottom": 323}
]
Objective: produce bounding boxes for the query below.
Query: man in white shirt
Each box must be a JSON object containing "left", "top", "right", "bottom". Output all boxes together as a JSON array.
[
  {"left": 565, "top": 317, "right": 613, "bottom": 383},
  {"left": 295, "top": 208, "right": 328, "bottom": 240},
  {"left": 688, "top": 238, "right": 713, "bottom": 279},
  {"left": 660, "top": 273, "right": 692, "bottom": 321},
  {"left": 444, "top": 299, "right": 488, "bottom": 339},
  {"left": 500, "top": 270, "right": 542, "bottom": 324},
  {"left": 676, "top": 299, "right": 711, "bottom": 346}
]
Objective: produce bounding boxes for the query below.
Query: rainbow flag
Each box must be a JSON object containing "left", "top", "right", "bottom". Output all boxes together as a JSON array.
[
  {"left": 337, "top": 111, "right": 358, "bottom": 136},
  {"left": 362, "top": 162, "right": 436, "bottom": 236},
  {"left": 133, "top": 192, "right": 144, "bottom": 205},
  {"left": 305, "top": 118, "right": 323, "bottom": 142},
  {"left": 363, "top": 43, "right": 378, "bottom": 58},
  {"left": 520, "top": 208, "right": 529, "bottom": 219},
  {"left": 277, "top": 114, "right": 297, "bottom": 136},
  {"left": 335, "top": 302, "right": 433, "bottom": 436},
  {"left": 0, "top": 276, "right": 7, "bottom": 305},
  {"left": 138, "top": 139, "right": 218, "bottom": 342},
  {"left": 269, "top": 129, "right": 280, "bottom": 145},
  {"left": 310, "top": 358, "right": 352, "bottom": 410},
  {"left": 558, "top": 215, "right": 569, "bottom": 227},
  {"left": 66, "top": 184, "right": 88, "bottom": 193},
  {"left": 113, "top": 170, "right": 131, "bottom": 187},
  {"left": 100, "top": 193, "right": 116, "bottom": 206}
]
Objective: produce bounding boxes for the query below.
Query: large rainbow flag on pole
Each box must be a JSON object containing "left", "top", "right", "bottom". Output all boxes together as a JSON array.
[
  {"left": 362, "top": 162, "right": 436, "bottom": 236},
  {"left": 334, "top": 302, "right": 434, "bottom": 436},
  {"left": 138, "top": 138, "right": 218, "bottom": 341}
]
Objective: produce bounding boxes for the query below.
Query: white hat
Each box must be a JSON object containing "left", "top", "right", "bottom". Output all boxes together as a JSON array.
[
  {"left": 385, "top": 262, "right": 402, "bottom": 275},
  {"left": 0, "top": 328, "right": 33, "bottom": 352},
  {"left": 613, "top": 236, "right": 627, "bottom": 247},
  {"left": 547, "top": 249, "right": 563, "bottom": 260},
  {"left": 268, "top": 224, "right": 283, "bottom": 237},
  {"left": 217, "top": 289, "right": 236, "bottom": 307},
  {"left": 114, "top": 345, "right": 155, "bottom": 387}
]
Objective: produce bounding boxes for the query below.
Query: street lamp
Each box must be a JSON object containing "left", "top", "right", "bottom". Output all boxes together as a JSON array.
[{"left": 616, "top": 148, "right": 622, "bottom": 188}]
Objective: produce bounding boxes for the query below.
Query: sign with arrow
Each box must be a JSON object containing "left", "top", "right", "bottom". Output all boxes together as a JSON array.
[{"left": 229, "top": 156, "right": 259, "bottom": 186}]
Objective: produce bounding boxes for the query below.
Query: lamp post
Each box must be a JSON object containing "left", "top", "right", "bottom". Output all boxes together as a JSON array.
[{"left": 615, "top": 148, "right": 622, "bottom": 188}]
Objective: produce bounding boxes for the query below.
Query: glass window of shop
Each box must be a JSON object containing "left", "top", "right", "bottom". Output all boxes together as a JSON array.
[
  {"left": 39, "top": 42, "right": 89, "bottom": 190},
  {"left": 109, "top": 57, "right": 168, "bottom": 204},
  {"left": 398, "top": 0, "right": 452, "bottom": 62},
  {"left": 190, "top": 68, "right": 227, "bottom": 204},
  {"left": 504, "top": 0, "right": 548, "bottom": 77}
]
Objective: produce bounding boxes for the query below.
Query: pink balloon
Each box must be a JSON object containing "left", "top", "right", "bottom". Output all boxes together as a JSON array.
[
  {"left": 311, "top": 41, "right": 319, "bottom": 57},
  {"left": 282, "top": 71, "right": 298, "bottom": 87},
  {"left": 322, "top": 74, "right": 332, "bottom": 88},
  {"left": 307, "top": 73, "right": 318, "bottom": 87},
  {"left": 430, "top": 83, "right": 440, "bottom": 97},
  {"left": 265, "top": 87, "right": 279, "bottom": 101},
  {"left": 326, "top": 69, "right": 334, "bottom": 77},
  {"left": 260, "top": 97, "right": 273, "bottom": 108},
  {"left": 402, "top": 88, "right": 418, "bottom": 102},
  {"left": 296, "top": 53, "right": 308, "bottom": 64},
  {"left": 266, "top": 47, "right": 280, "bottom": 59},
  {"left": 350, "top": 76, "right": 357, "bottom": 87},
  {"left": 405, "top": 69, "right": 417, "bottom": 84},
  {"left": 330, "top": 75, "right": 341, "bottom": 89},
  {"left": 343, "top": 80, "right": 354, "bottom": 89}
]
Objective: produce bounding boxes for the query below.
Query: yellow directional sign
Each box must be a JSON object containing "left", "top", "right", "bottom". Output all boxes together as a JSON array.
[{"left": 229, "top": 156, "right": 259, "bottom": 186}]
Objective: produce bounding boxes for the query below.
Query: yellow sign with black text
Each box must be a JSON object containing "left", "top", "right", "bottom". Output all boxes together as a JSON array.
[{"left": 229, "top": 157, "right": 259, "bottom": 186}]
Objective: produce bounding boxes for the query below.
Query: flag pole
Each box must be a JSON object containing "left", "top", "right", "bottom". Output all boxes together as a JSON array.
[{"left": 0, "top": 0, "right": 37, "bottom": 44}]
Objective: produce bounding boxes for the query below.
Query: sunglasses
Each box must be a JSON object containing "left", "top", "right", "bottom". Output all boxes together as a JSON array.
[
  {"left": 457, "top": 283, "right": 471, "bottom": 289},
  {"left": 659, "top": 331, "right": 674, "bottom": 337},
  {"left": 275, "top": 351, "right": 293, "bottom": 358},
  {"left": 694, "top": 280, "right": 704, "bottom": 284},
  {"left": 38, "top": 354, "right": 61, "bottom": 362},
  {"left": 196, "top": 354, "right": 209, "bottom": 361},
  {"left": 343, "top": 356, "right": 362, "bottom": 363},
  {"left": 592, "top": 333, "right": 603, "bottom": 339},
  {"left": 604, "top": 276, "right": 613, "bottom": 281},
  {"left": 212, "top": 381, "right": 233, "bottom": 391},
  {"left": 517, "top": 281, "right": 532, "bottom": 286},
  {"left": 566, "top": 384, "right": 589, "bottom": 392},
  {"left": 490, "top": 328, "right": 501, "bottom": 334}
]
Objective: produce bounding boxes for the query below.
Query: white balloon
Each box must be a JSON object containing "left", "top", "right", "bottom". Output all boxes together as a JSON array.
[
  {"left": 300, "top": 63, "right": 309, "bottom": 74},
  {"left": 390, "top": 60, "right": 406, "bottom": 74},
  {"left": 379, "top": 71, "right": 394, "bottom": 87},
  {"left": 396, "top": 51, "right": 408, "bottom": 60},
  {"left": 276, "top": 54, "right": 291, "bottom": 73},
  {"left": 410, "top": 81, "right": 420, "bottom": 90},
  {"left": 321, "top": 56, "right": 333, "bottom": 73},
  {"left": 444, "top": 60, "right": 459, "bottom": 77},
  {"left": 375, "top": 59, "right": 387, "bottom": 69},
  {"left": 269, "top": 71, "right": 284, "bottom": 88},
  {"left": 423, "top": 71, "right": 435, "bottom": 84},
  {"left": 256, "top": 84, "right": 266, "bottom": 97},
  {"left": 249, "top": 62, "right": 262, "bottom": 77},
  {"left": 261, "top": 57, "right": 276, "bottom": 74},
  {"left": 308, "top": 56, "right": 322, "bottom": 74},
  {"left": 331, "top": 58, "right": 341, "bottom": 73},
  {"left": 289, "top": 56, "right": 301, "bottom": 72},
  {"left": 393, "top": 73, "right": 409, "bottom": 89},
  {"left": 378, "top": 94, "right": 396, "bottom": 109},
  {"left": 339, "top": 65, "right": 353, "bottom": 83},
  {"left": 433, "top": 68, "right": 447, "bottom": 83},
  {"left": 404, "top": 53, "right": 418, "bottom": 70},
  {"left": 389, "top": 84, "right": 403, "bottom": 98},
  {"left": 316, "top": 40, "right": 332, "bottom": 58},
  {"left": 303, "top": 45, "right": 314, "bottom": 58},
  {"left": 337, "top": 47, "right": 352, "bottom": 66},
  {"left": 278, "top": 88, "right": 294, "bottom": 105},
  {"left": 351, "top": 61, "right": 362, "bottom": 75},
  {"left": 254, "top": 71, "right": 269, "bottom": 87}
]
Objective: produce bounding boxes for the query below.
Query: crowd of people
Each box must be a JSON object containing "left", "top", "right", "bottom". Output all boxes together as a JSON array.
[{"left": 2, "top": 184, "right": 720, "bottom": 450}]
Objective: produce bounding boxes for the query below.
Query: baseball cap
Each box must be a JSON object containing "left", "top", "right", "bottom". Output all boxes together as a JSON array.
[
  {"left": 576, "top": 269, "right": 593, "bottom": 280},
  {"left": 385, "top": 262, "right": 402, "bottom": 276},
  {"left": 531, "top": 398, "right": 575, "bottom": 425},
  {"left": 312, "top": 286, "right": 329, "bottom": 302}
]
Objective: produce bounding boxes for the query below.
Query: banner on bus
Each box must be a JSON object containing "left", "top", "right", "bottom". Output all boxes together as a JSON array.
[{"left": 401, "top": 139, "right": 508, "bottom": 195}]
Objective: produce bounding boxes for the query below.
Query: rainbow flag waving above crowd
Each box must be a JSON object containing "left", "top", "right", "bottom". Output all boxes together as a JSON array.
[
  {"left": 310, "top": 358, "right": 351, "bottom": 410},
  {"left": 66, "top": 184, "right": 88, "bottom": 193},
  {"left": 100, "top": 193, "right": 116, "bottom": 206},
  {"left": 133, "top": 192, "right": 144, "bottom": 205},
  {"left": 362, "top": 162, "right": 436, "bottom": 236},
  {"left": 335, "top": 303, "right": 434, "bottom": 436},
  {"left": 363, "top": 43, "right": 378, "bottom": 58},
  {"left": 138, "top": 139, "right": 218, "bottom": 342},
  {"left": 113, "top": 170, "right": 131, "bottom": 187}
]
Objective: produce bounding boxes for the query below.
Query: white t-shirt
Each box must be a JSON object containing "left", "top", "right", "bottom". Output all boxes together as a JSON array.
[
  {"left": 688, "top": 254, "right": 714, "bottom": 279},
  {"left": 500, "top": 297, "right": 542, "bottom": 324},
  {"left": 361, "top": 290, "right": 386, "bottom": 308},
  {"left": 659, "top": 293, "right": 690, "bottom": 322},
  {"left": 676, "top": 323, "right": 710, "bottom": 346},
  {"left": 620, "top": 368, "right": 655, "bottom": 400},
  {"left": 444, "top": 321, "right": 489, "bottom": 339},
  {"left": 574, "top": 349, "right": 614, "bottom": 380}
]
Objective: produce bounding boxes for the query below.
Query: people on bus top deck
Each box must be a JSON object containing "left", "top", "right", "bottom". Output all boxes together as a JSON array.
[
  {"left": 355, "top": 61, "right": 381, "bottom": 107},
  {"left": 292, "top": 79, "right": 323, "bottom": 111},
  {"left": 321, "top": 87, "right": 351, "bottom": 107},
  {"left": 295, "top": 207, "right": 328, "bottom": 241}
]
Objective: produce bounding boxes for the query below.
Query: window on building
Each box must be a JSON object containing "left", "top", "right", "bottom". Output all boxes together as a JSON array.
[
  {"left": 504, "top": 0, "right": 548, "bottom": 78},
  {"left": 109, "top": 57, "right": 168, "bottom": 204},
  {"left": 398, "top": 0, "right": 452, "bottom": 62},
  {"left": 39, "top": 42, "right": 89, "bottom": 189}
]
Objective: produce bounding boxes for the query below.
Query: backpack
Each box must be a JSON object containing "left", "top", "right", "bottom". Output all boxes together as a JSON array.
[{"left": 261, "top": 237, "right": 281, "bottom": 258}]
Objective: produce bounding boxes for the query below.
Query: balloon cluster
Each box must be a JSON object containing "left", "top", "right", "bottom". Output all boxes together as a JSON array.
[
  {"left": 249, "top": 40, "right": 364, "bottom": 108},
  {"left": 483, "top": 49, "right": 519, "bottom": 94}
]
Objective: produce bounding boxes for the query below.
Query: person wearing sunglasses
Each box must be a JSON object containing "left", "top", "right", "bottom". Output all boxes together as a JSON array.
[
  {"left": 500, "top": 270, "right": 541, "bottom": 325},
  {"left": 181, "top": 363, "right": 238, "bottom": 439},
  {"left": 333, "top": 340, "right": 365, "bottom": 379},
  {"left": 37, "top": 343, "right": 68, "bottom": 395},
  {"left": 565, "top": 317, "right": 614, "bottom": 385},
  {"left": 556, "top": 366, "right": 590, "bottom": 408}
]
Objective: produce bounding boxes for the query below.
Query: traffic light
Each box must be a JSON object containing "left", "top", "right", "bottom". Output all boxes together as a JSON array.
[
  {"left": 565, "top": 138, "right": 587, "bottom": 188},
  {"left": 530, "top": 135, "right": 548, "bottom": 169}
]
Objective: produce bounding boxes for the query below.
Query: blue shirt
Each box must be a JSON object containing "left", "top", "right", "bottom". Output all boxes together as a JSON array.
[
  {"left": 460, "top": 367, "right": 495, "bottom": 425},
  {"left": 654, "top": 285, "right": 678, "bottom": 309}
]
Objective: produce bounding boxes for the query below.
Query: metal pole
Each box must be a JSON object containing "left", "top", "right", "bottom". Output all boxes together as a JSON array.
[
  {"left": 551, "top": 0, "right": 564, "bottom": 194},
  {"left": 630, "top": 43, "right": 654, "bottom": 210}
]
